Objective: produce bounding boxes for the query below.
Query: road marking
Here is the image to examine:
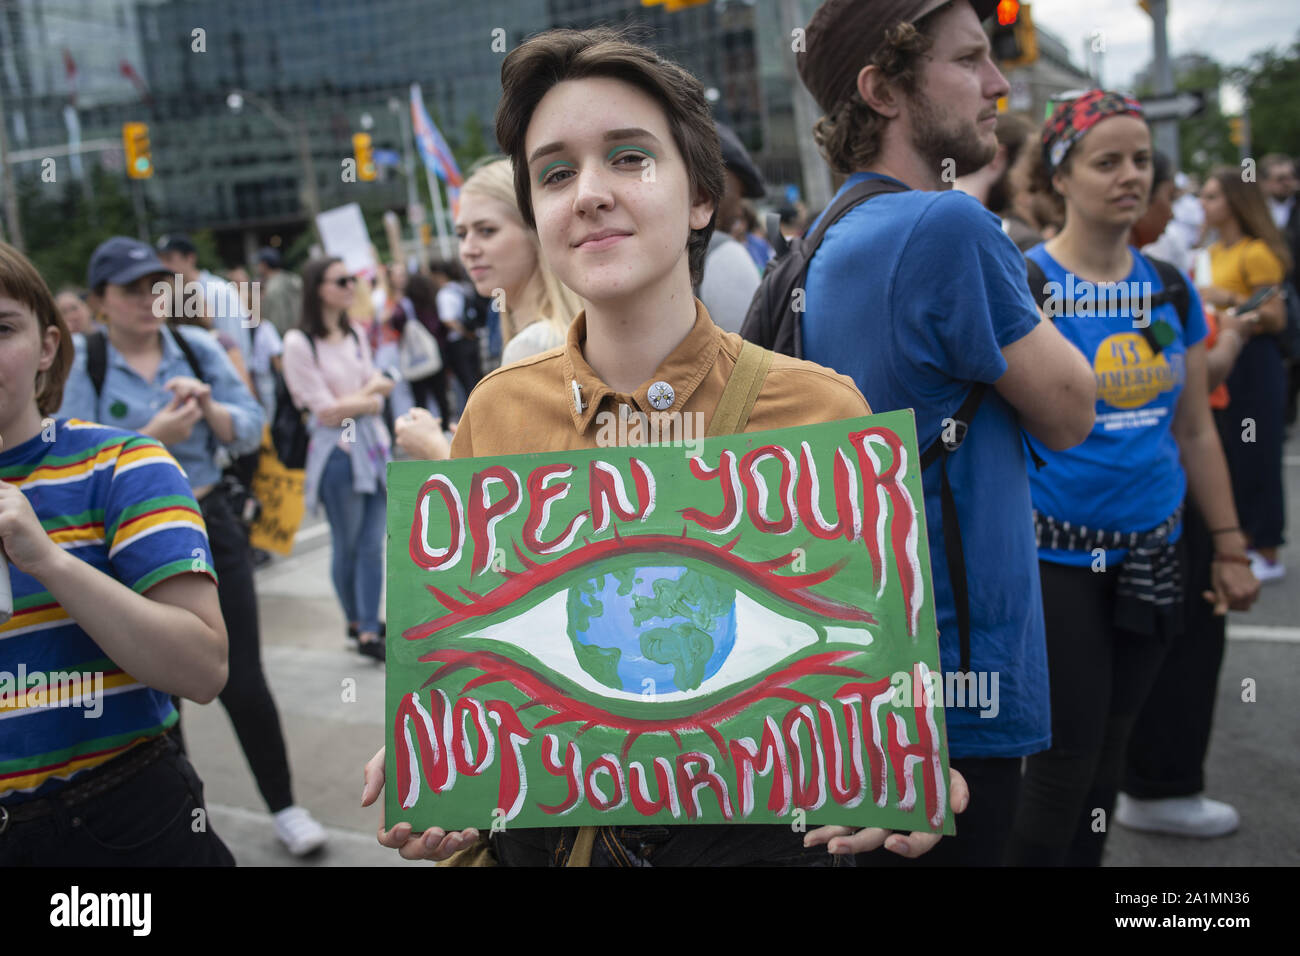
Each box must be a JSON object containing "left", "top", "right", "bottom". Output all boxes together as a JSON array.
[
  {"left": 206, "top": 802, "right": 383, "bottom": 848},
  {"left": 1227, "top": 625, "right": 1300, "bottom": 643}
]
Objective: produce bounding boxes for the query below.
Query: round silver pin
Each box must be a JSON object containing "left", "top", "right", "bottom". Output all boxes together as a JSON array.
[{"left": 647, "top": 381, "right": 675, "bottom": 410}]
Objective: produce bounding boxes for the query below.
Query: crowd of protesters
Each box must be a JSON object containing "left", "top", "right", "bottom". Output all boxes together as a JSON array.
[{"left": 2, "top": 0, "right": 1296, "bottom": 868}]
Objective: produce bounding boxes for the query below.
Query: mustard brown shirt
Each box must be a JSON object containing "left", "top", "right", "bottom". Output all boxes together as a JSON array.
[{"left": 451, "top": 299, "right": 869, "bottom": 457}]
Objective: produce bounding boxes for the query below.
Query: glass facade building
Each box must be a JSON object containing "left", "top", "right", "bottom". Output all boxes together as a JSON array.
[{"left": 0, "top": 0, "right": 826, "bottom": 259}]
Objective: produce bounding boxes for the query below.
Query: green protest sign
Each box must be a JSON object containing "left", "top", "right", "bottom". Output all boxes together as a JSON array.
[{"left": 385, "top": 411, "right": 952, "bottom": 835}]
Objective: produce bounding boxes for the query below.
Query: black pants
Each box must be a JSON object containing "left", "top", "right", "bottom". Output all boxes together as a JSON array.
[
  {"left": 854, "top": 756, "right": 1022, "bottom": 867},
  {"left": 409, "top": 368, "right": 452, "bottom": 422},
  {"left": 200, "top": 488, "right": 294, "bottom": 813},
  {"left": 0, "top": 735, "right": 236, "bottom": 866},
  {"left": 1006, "top": 559, "right": 1175, "bottom": 866},
  {"left": 1123, "top": 499, "right": 1226, "bottom": 798},
  {"left": 1222, "top": 337, "right": 1288, "bottom": 550},
  {"left": 492, "top": 824, "right": 854, "bottom": 867}
]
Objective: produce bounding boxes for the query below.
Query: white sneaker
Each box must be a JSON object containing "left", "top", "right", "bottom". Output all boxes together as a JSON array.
[
  {"left": 1247, "top": 550, "right": 1286, "bottom": 583},
  {"left": 273, "top": 806, "right": 329, "bottom": 856},
  {"left": 1114, "top": 793, "right": 1240, "bottom": 837}
]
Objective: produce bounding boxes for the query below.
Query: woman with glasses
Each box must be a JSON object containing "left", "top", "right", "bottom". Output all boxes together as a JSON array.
[{"left": 282, "top": 258, "right": 393, "bottom": 661}]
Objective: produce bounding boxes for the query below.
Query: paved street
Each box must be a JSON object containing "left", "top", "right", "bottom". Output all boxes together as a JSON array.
[{"left": 185, "top": 438, "right": 1300, "bottom": 868}]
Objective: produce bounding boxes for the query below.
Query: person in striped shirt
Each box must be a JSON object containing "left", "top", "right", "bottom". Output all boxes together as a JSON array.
[{"left": 0, "top": 240, "right": 234, "bottom": 865}]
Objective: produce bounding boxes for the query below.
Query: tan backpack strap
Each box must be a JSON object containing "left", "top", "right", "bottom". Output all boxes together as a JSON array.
[
  {"left": 708, "top": 341, "right": 774, "bottom": 438},
  {"left": 565, "top": 826, "right": 597, "bottom": 867}
]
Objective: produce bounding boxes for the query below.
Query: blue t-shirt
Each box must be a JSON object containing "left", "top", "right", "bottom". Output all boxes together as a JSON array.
[
  {"left": 803, "top": 173, "right": 1048, "bottom": 759},
  {"left": 1025, "top": 244, "right": 1208, "bottom": 566}
]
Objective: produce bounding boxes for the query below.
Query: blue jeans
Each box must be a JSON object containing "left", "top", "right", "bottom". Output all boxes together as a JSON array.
[{"left": 318, "top": 447, "right": 385, "bottom": 633}]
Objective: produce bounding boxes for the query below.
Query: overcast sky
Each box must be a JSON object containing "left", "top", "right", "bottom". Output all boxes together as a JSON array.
[{"left": 1030, "top": 0, "right": 1300, "bottom": 88}]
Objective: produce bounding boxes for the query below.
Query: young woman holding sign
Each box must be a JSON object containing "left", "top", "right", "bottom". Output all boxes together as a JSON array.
[{"left": 361, "top": 27, "right": 968, "bottom": 867}]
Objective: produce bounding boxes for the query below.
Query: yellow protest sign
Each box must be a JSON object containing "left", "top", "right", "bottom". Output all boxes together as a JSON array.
[{"left": 249, "top": 431, "right": 307, "bottom": 555}]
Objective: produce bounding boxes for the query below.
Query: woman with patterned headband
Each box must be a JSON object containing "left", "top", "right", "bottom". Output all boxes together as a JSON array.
[{"left": 1006, "top": 90, "right": 1259, "bottom": 866}]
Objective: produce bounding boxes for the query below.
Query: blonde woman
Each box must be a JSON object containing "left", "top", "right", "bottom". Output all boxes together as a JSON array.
[
  {"left": 455, "top": 157, "right": 582, "bottom": 364},
  {"left": 393, "top": 158, "right": 585, "bottom": 460}
]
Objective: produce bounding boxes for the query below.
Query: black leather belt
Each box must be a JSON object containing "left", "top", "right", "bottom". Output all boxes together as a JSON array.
[{"left": 0, "top": 733, "right": 174, "bottom": 835}]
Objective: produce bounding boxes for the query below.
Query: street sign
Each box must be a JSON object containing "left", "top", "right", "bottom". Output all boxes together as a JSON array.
[{"left": 1141, "top": 90, "right": 1206, "bottom": 122}]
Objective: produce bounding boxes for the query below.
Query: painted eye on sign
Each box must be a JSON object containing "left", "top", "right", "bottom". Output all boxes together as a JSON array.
[{"left": 385, "top": 412, "right": 952, "bottom": 834}]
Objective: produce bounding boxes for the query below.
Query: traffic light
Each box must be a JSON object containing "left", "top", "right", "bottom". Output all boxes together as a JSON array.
[
  {"left": 352, "top": 132, "right": 377, "bottom": 182},
  {"left": 640, "top": 0, "right": 710, "bottom": 11},
  {"left": 1229, "top": 117, "right": 1244, "bottom": 148},
  {"left": 991, "top": 1, "right": 1038, "bottom": 68},
  {"left": 122, "top": 122, "right": 153, "bottom": 179}
]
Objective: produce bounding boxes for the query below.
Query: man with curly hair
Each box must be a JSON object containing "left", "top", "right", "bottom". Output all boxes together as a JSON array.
[{"left": 793, "top": 0, "right": 1097, "bottom": 865}]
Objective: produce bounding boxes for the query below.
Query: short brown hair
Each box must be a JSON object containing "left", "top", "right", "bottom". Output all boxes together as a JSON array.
[
  {"left": 495, "top": 27, "right": 725, "bottom": 287},
  {"left": 812, "top": 18, "right": 938, "bottom": 175},
  {"left": 0, "top": 241, "right": 73, "bottom": 415}
]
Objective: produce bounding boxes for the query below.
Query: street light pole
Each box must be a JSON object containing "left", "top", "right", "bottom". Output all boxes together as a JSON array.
[
  {"left": 228, "top": 88, "right": 321, "bottom": 228},
  {"left": 0, "top": 81, "right": 25, "bottom": 251}
]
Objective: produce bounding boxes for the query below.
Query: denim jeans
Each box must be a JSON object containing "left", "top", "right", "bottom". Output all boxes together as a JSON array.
[
  {"left": 318, "top": 446, "right": 386, "bottom": 633},
  {"left": 0, "top": 735, "right": 236, "bottom": 866}
]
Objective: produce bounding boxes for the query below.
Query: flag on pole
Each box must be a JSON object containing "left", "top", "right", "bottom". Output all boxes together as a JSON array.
[{"left": 410, "top": 83, "right": 462, "bottom": 215}]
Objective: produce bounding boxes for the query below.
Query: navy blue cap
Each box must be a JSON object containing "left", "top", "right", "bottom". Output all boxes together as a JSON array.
[
  {"left": 87, "top": 236, "right": 171, "bottom": 289},
  {"left": 156, "top": 234, "right": 197, "bottom": 256},
  {"left": 715, "top": 122, "right": 765, "bottom": 199},
  {"left": 256, "top": 246, "right": 283, "bottom": 269}
]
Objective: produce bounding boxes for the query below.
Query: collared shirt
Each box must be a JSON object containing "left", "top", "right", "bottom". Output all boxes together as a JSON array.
[
  {"left": 1268, "top": 195, "right": 1294, "bottom": 230},
  {"left": 59, "top": 325, "right": 265, "bottom": 489},
  {"left": 451, "top": 299, "right": 869, "bottom": 457}
]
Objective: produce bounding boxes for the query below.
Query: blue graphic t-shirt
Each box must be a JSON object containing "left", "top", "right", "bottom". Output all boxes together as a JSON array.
[
  {"left": 1024, "top": 245, "right": 1208, "bottom": 567},
  {"left": 802, "top": 173, "right": 1048, "bottom": 759}
]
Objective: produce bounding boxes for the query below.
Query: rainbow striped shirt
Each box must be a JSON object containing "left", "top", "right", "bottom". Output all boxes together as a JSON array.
[{"left": 0, "top": 419, "right": 217, "bottom": 804}]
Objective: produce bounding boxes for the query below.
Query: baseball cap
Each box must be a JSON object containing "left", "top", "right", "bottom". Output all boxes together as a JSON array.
[
  {"left": 797, "top": 0, "right": 1000, "bottom": 117},
  {"left": 715, "top": 122, "right": 766, "bottom": 199},
  {"left": 86, "top": 236, "right": 171, "bottom": 290},
  {"left": 155, "top": 233, "right": 198, "bottom": 256},
  {"left": 256, "top": 246, "right": 283, "bottom": 269}
]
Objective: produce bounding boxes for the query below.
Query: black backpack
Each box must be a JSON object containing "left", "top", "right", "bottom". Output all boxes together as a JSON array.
[
  {"left": 740, "top": 177, "right": 997, "bottom": 675},
  {"left": 740, "top": 176, "right": 908, "bottom": 358}
]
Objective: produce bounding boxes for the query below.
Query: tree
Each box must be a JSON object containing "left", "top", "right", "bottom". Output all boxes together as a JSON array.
[{"left": 1234, "top": 34, "right": 1300, "bottom": 159}]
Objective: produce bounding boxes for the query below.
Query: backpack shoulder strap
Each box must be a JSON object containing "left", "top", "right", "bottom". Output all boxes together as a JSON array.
[
  {"left": 1024, "top": 257, "right": 1052, "bottom": 315},
  {"left": 920, "top": 383, "right": 988, "bottom": 469},
  {"left": 708, "top": 341, "right": 775, "bottom": 437},
  {"left": 803, "top": 176, "right": 909, "bottom": 252},
  {"left": 1144, "top": 255, "right": 1191, "bottom": 326},
  {"left": 166, "top": 324, "right": 206, "bottom": 382},
  {"left": 86, "top": 329, "right": 109, "bottom": 399}
]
